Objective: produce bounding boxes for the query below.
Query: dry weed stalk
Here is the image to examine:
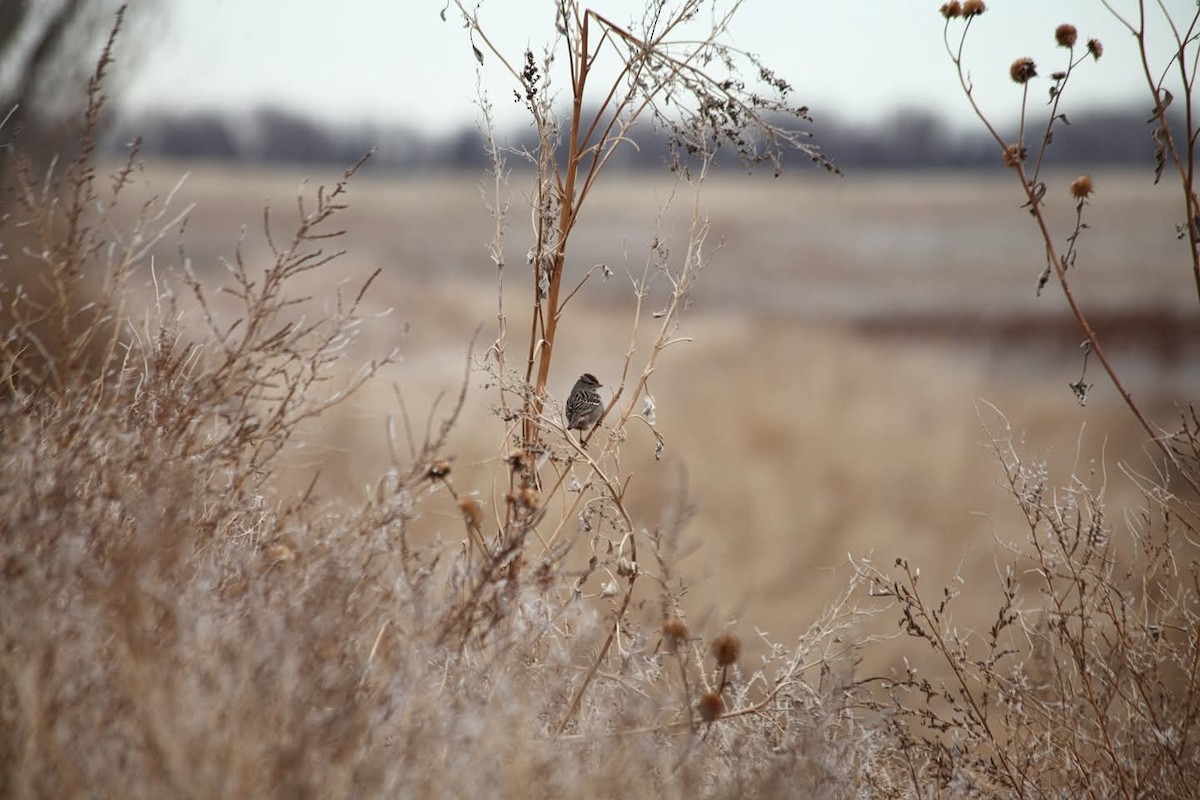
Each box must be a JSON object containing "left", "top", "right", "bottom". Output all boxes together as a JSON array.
[
  {"left": 454, "top": 0, "right": 832, "bottom": 447},
  {"left": 858, "top": 406, "right": 1200, "bottom": 797},
  {"left": 0, "top": 2, "right": 946, "bottom": 796},
  {"left": 824, "top": 5, "right": 1200, "bottom": 795},
  {"left": 1, "top": 6, "right": 134, "bottom": 405},
  {"left": 940, "top": 1, "right": 1200, "bottom": 502},
  {"left": 0, "top": 11, "right": 431, "bottom": 795},
  {"left": 448, "top": 0, "right": 841, "bottom": 738}
]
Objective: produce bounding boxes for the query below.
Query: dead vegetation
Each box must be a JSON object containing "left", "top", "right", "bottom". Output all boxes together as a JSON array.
[{"left": 2, "top": 2, "right": 1199, "bottom": 798}]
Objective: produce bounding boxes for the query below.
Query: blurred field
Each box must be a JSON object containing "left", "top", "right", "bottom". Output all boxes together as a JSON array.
[{"left": 117, "top": 161, "right": 1198, "bottom": 651}]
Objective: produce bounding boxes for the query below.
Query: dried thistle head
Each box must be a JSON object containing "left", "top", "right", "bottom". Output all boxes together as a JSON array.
[
  {"left": 517, "top": 486, "right": 539, "bottom": 510},
  {"left": 1003, "top": 143, "right": 1027, "bottom": 168},
  {"left": 504, "top": 448, "right": 531, "bottom": 473},
  {"left": 662, "top": 617, "right": 689, "bottom": 651},
  {"left": 458, "top": 497, "right": 483, "bottom": 528},
  {"left": 940, "top": 1, "right": 962, "bottom": 18},
  {"left": 428, "top": 458, "right": 453, "bottom": 479},
  {"left": 1055, "top": 24, "right": 1078, "bottom": 48},
  {"left": 698, "top": 691, "right": 724, "bottom": 723},
  {"left": 1069, "top": 175, "right": 1094, "bottom": 199},
  {"left": 616, "top": 557, "right": 639, "bottom": 578},
  {"left": 1086, "top": 38, "right": 1103, "bottom": 60},
  {"left": 1009, "top": 57, "right": 1037, "bottom": 84},
  {"left": 961, "top": 0, "right": 986, "bottom": 17},
  {"left": 712, "top": 632, "right": 742, "bottom": 667}
]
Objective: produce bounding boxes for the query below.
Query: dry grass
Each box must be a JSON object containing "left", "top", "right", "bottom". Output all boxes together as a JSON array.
[
  {"left": 3, "top": 3, "right": 1199, "bottom": 795},
  {"left": 105, "top": 162, "right": 1193, "bottom": 654},
  {"left": 5, "top": 151, "right": 1195, "bottom": 796}
]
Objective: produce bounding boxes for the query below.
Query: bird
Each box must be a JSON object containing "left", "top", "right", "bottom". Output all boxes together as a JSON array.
[{"left": 565, "top": 373, "right": 604, "bottom": 439}]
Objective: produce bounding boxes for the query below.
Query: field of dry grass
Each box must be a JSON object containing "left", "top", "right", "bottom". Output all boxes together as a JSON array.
[
  {"left": 8, "top": 0, "right": 1200, "bottom": 789},
  {"left": 113, "top": 162, "right": 1196, "bottom": 649},
  {"left": 5, "top": 140, "right": 1198, "bottom": 795}
]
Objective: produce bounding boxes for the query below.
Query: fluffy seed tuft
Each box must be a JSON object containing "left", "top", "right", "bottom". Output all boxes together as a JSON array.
[
  {"left": 504, "top": 448, "right": 531, "bottom": 472},
  {"left": 961, "top": 0, "right": 986, "bottom": 17},
  {"left": 699, "top": 691, "right": 724, "bottom": 723},
  {"left": 458, "top": 497, "right": 483, "bottom": 528},
  {"left": 712, "top": 632, "right": 742, "bottom": 666},
  {"left": 1055, "top": 24, "right": 1078, "bottom": 48},
  {"left": 1010, "top": 57, "right": 1037, "bottom": 84},
  {"left": 1087, "top": 38, "right": 1103, "bottom": 60},
  {"left": 939, "top": 1, "right": 962, "bottom": 18},
  {"left": 1069, "top": 175, "right": 1094, "bottom": 199},
  {"left": 662, "top": 617, "right": 689, "bottom": 651}
]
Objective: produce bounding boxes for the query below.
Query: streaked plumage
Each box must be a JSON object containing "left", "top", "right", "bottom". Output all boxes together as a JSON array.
[{"left": 566, "top": 373, "right": 603, "bottom": 435}]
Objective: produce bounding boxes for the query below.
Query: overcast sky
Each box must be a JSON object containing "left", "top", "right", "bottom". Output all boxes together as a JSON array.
[{"left": 121, "top": 1, "right": 1180, "bottom": 133}]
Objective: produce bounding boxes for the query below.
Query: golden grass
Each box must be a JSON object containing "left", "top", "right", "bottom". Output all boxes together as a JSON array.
[
  {"left": 4, "top": 152, "right": 1196, "bottom": 797},
  {"left": 118, "top": 163, "right": 1188, "bottom": 643}
]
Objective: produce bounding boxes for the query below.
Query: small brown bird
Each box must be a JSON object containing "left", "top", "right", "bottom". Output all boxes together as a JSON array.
[{"left": 565, "top": 373, "right": 603, "bottom": 438}]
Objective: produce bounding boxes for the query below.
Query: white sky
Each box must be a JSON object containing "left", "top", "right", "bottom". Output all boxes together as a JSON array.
[{"left": 121, "top": 1, "right": 1182, "bottom": 133}]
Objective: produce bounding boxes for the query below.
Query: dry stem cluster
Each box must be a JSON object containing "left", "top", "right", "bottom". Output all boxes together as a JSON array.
[{"left": 2, "top": 2, "right": 1199, "bottom": 798}]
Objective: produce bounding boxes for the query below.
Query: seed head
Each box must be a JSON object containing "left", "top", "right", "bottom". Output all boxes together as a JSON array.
[
  {"left": 428, "top": 458, "right": 452, "bottom": 479},
  {"left": 518, "top": 487, "right": 539, "bottom": 509},
  {"left": 712, "top": 632, "right": 742, "bottom": 667},
  {"left": 1010, "top": 57, "right": 1037, "bottom": 84},
  {"left": 458, "top": 497, "right": 483, "bottom": 529},
  {"left": 1069, "top": 175, "right": 1094, "bottom": 199},
  {"left": 698, "top": 691, "right": 724, "bottom": 723},
  {"left": 1055, "top": 24, "right": 1077, "bottom": 48},
  {"left": 1002, "top": 144, "right": 1027, "bottom": 168},
  {"left": 961, "top": 0, "right": 986, "bottom": 17},
  {"left": 1087, "top": 39, "right": 1103, "bottom": 60},
  {"left": 662, "top": 617, "right": 689, "bottom": 651},
  {"left": 504, "top": 448, "right": 531, "bottom": 472},
  {"left": 939, "top": 1, "right": 962, "bottom": 18}
]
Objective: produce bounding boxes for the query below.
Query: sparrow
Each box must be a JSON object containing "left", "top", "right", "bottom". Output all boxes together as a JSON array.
[{"left": 565, "top": 373, "right": 604, "bottom": 439}]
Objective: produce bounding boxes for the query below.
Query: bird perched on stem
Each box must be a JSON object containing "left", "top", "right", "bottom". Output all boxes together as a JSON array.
[{"left": 566, "top": 373, "right": 603, "bottom": 441}]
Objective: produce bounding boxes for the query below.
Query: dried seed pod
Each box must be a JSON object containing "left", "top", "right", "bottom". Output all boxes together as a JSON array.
[
  {"left": 712, "top": 632, "right": 742, "bottom": 667},
  {"left": 939, "top": 2, "right": 962, "bottom": 18},
  {"left": 1010, "top": 57, "right": 1037, "bottom": 84},
  {"left": 459, "top": 497, "right": 483, "bottom": 528},
  {"left": 1069, "top": 175, "right": 1094, "bottom": 200},
  {"left": 699, "top": 691, "right": 724, "bottom": 723},
  {"left": 662, "top": 617, "right": 690, "bottom": 650},
  {"left": 1003, "top": 144, "right": 1027, "bottom": 168},
  {"left": 961, "top": 0, "right": 986, "bottom": 17},
  {"left": 1055, "top": 24, "right": 1077, "bottom": 48}
]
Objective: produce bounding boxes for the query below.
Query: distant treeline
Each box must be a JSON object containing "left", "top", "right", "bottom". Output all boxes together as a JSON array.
[{"left": 107, "top": 104, "right": 1176, "bottom": 172}]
